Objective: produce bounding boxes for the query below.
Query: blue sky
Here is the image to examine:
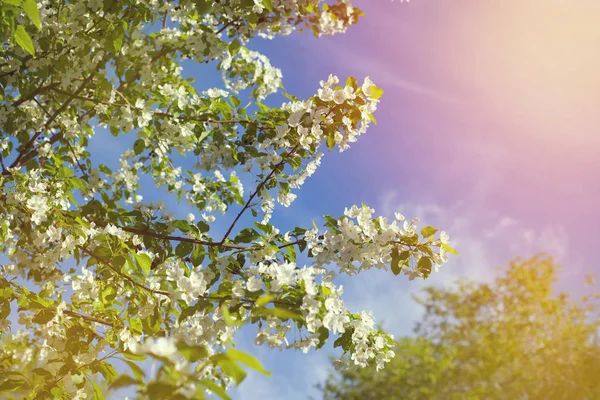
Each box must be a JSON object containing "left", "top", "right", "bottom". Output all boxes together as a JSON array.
[{"left": 65, "top": 0, "right": 600, "bottom": 398}]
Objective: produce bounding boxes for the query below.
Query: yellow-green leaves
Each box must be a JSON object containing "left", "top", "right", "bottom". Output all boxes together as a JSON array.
[
  {"left": 134, "top": 252, "right": 152, "bottom": 275},
  {"left": 262, "top": 0, "right": 273, "bottom": 12},
  {"left": 228, "top": 38, "right": 241, "bottom": 56},
  {"left": 3, "top": 0, "right": 40, "bottom": 55},
  {"left": 369, "top": 86, "right": 384, "bottom": 100},
  {"left": 14, "top": 25, "right": 35, "bottom": 55},
  {"left": 21, "top": 0, "right": 40, "bottom": 30},
  {"left": 442, "top": 243, "right": 459, "bottom": 256},
  {"left": 255, "top": 293, "right": 277, "bottom": 307},
  {"left": 391, "top": 247, "right": 410, "bottom": 276},
  {"left": 421, "top": 226, "right": 438, "bottom": 239},
  {"left": 417, "top": 256, "right": 433, "bottom": 278},
  {"left": 226, "top": 348, "right": 271, "bottom": 376}
]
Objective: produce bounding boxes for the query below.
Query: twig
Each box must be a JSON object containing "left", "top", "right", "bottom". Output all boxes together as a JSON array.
[
  {"left": 63, "top": 309, "right": 114, "bottom": 327},
  {"left": 32, "top": 97, "right": 88, "bottom": 177},
  {"left": 78, "top": 246, "right": 171, "bottom": 297},
  {"left": 220, "top": 144, "right": 300, "bottom": 245},
  {"left": 7, "top": 58, "right": 106, "bottom": 172}
]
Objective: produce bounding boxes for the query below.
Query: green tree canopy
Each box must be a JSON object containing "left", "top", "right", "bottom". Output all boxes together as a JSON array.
[
  {"left": 0, "top": 0, "right": 457, "bottom": 399},
  {"left": 321, "top": 256, "right": 600, "bottom": 400}
]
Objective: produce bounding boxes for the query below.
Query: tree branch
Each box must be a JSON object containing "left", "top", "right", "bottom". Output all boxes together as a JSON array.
[
  {"left": 220, "top": 144, "right": 300, "bottom": 245},
  {"left": 63, "top": 309, "right": 114, "bottom": 327},
  {"left": 7, "top": 58, "right": 106, "bottom": 172}
]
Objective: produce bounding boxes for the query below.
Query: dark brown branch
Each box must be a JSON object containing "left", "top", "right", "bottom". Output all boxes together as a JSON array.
[
  {"left": 220, "top": 144, "right": 301, "bottom": 245},
  {"left": 32, "top": 97, "right": 88, "bottom": 177},
  {"left": 87, "top": 218, "right": 303, "bottom": 251},
  {"left": 7, "top": 58, "right": 105, "bottom": 172},
  {"left": 63, "top": 309, "right": 114, "bottom": 327},
  {"left": 78, "top": 246, "right": 171, "bottom": 297},
  {"left": 11, "top": 83, "right": 58, "bottom": 108}
]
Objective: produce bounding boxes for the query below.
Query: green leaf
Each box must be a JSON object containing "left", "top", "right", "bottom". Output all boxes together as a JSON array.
[
  {"left": 227, "top": 348, "right": 271, "bottom": 376},
  {"left": 441, "top": 243, "right": 459, "bottom": 256},
  {"left": 134, "top": 253, "right": 152, "bottom": 275},
  {"left": 109, "top": 374, "right": 139, "bottom": 389},
  {"left": 333, "top": 328, "right": 354, "bottom": 352},
  {"left": 146, "top": 382, "right": 178, "bottom": 400},
  {"left": 191, "top": 245, "right": 205, "bottom": 267},
  {"left": 15, "top": 25, "right": 35, "bottom": 56},
  {"left": 255, "top": 293, "right": 276, "bottom": 307},
  {"left": 197, "top": 221, "right": 210, "bottom": 233},
  {"left": 123, "top": 351, "right": 146, "bottom": 361},
  {"left": 175, "top": 241, "right": 193, "bottom": 257},
  {"left": 253, "top": 307, "right": 302, "bottom": 321},
  {"left": 421, "top": 226, "right": 438, "bottom": 239},
  {"left": 22, "top": 0, "right": 41, "bottom": 30},
  {"left": 201, "top": 379, "right": 231, "bottom": 400},
  {"left": 326, "top": 133, "right": 336, "bottom": 151},
  {"left": 194, "top": 0, "right": 211, "bottom": 14},
  {"left": 0, "top": 301, "right": 10, "bottom": 319},
  {"left": 97, "top": 362, "right": 118, "bottom": 383},
  {"left": 262, "top": 0, "right": 273, "bottom": 11},
  {"left": 113, "top": 29, "right": 124, "bottom": 53},
  {"left": 177, "top": 342, "right": 208, "bottom": 363},
  {"left": 284, "top": 243, "right": 296, "bottom": 262},
  {"left": 124, "top": 360, "right": 145, "bottom": 381},
  {"left": 229, "top": 95, "right": 241, "bottom": 108},
  {"left": 172, "top": 219, "right": 191, "bottom": 233},
  {"left": 346, "top": 76, "right": 358, "bottom": 90},
  {"left": 0, "top": 379, "right": 27, "bottom": 392},
  {"left": 390, "top": 247, "right": 402, "bottom": 276},
  {"left": 234, "top": 228, "right": 259, "bottom": 243},
  {"left": 213, "top": 354, "right": 247, "bottom": 385},
  {"left": 133, "top": 139, "right": 145, "bottom": 155},
  {"left": 417, "top": 257, "right": 433, "bottom": 278},
  {"left": 316, "top": 326, "right": 329, "bottom": 350},
  {"left": 367, "top": 113, "right": 377, "bottom": 125},
  {"left": 369, "top": 86, "right": 384, "bottom": 100},
  {"left": 91, "top": 380, "right": 104, "bottom": 400},
  {"left": 228, "top": 38, "right": 241, "bottom": 56},
  {"left": 221, "top": 304, "right": 243, "bottom": 326},
  {"left": 32, "top": 308, "right": 56, "bottom": 324}
]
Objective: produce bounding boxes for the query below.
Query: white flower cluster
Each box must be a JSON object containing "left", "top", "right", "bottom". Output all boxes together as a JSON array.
[
  {"left": 304, "top": 205, "right": 450, "bottom": 277},
  {"left": 165, "top": 260, "right": 214, "bottom": 306},
  {"left": 221, "top": 48, "right": 283, "bottom": 101}
]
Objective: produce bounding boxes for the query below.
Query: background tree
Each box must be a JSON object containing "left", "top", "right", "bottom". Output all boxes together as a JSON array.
[
  {"left": 0, "top": 0, "right": 457, "bottom": 398},
  {"left": 321, "top": 255, "right": 600, "bottom": 400}
]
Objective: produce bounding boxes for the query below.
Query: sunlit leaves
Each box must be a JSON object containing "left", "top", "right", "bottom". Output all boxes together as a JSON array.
[
  {"left": 134, "top": 252, "right": 152, "bottom": 275},
  {"left": 14, "top": 25, "right": 35, "bottom": 55},
  {"left": 21, "top": 0, "right": 40, "bottom": 30},
  {"left": 226, "top": 348, "right": 271, "bottom": 376}
]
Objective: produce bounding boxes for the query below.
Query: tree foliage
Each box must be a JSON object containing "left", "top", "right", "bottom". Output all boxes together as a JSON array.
[
  {"left": 321, "top": 256, "right": 600, "bottom": 400},
  {"left": 0, "top": 0, "right": 456, "bottom": 398}
]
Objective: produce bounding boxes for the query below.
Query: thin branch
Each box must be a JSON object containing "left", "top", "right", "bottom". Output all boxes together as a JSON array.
[
  {"left": 78, "top": 246, "right": 171, "bottom": 297},
  {"left": 11, "top": 83, "right": 58, "bottom": 108},
  {"left": 220, "top": 144, "right": 300, "bottom": 245},
  {"left": 117, "top": 224, "right": 246, "bottom": 250},
  {"left": 87, "top": 218, "right": 302, "bottom": 251},
  {"left": 32, "top": 97, "right": 88, "bottom": 178},
  {"left": 216, "top": 19, "right": 237, "bottom": 35},
  {"left": 50, "top": 87, "right": 126, "bottom": 107},
  {"left": 63, "top": 309, "right": 114, "bottom": 327},
  {"left": 8, "top": 58, "right": 105, "bottom": 172}
]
